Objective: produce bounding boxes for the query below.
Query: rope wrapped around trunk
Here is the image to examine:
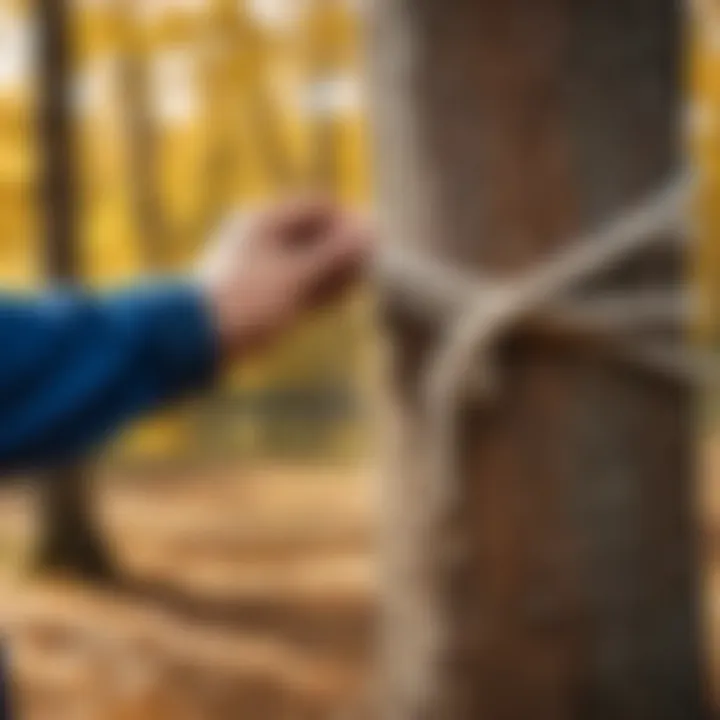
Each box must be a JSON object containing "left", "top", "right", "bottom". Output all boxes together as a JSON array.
[{"left": 369, "top": 172, "right": 708, "bottom": 715}]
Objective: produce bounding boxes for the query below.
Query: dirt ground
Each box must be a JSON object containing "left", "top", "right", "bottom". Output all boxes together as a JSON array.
[
  {"left": 0, "top": 448, "right": 717, "bottom": 719},
  {"left": 0, "top": 463, "right": 376, "bottom": 720}
]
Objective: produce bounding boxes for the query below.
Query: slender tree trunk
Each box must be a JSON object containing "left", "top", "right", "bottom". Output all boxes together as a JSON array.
[
  {"left": 306, "top": 0, "right": 341, "bottom": 191},
  {"left": 118, "top": 1, "right": 165, "bottom": 270},
  {"left": 367, "top": 1, "right": 705, "bottom": 718},
  {"left": 35, "top": 0, "right": 113, "bottom": 578}
]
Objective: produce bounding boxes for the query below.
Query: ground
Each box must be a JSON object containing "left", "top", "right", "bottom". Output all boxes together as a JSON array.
[
  {"left": 0, "top": 449, "right": 716, "bottom": 719},
  {"left": 0, "top": 463, "right": 375, "bottom": 720}
]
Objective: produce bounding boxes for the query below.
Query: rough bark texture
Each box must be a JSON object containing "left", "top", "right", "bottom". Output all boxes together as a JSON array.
[
  {"left": 367, "top": 1, "right": 706, "bottom": 719},
  {"left": 36, "top": 0, "right": 113, "bottom": 578}
]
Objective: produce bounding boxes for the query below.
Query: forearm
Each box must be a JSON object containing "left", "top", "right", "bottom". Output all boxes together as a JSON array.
[{"left": 0, "top": 283, "right": 218, "bottom": 472}]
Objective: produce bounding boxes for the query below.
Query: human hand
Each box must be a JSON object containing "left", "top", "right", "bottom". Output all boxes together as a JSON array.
[{"left": 197, "top": 198, "right": 371, "bottom": 358}]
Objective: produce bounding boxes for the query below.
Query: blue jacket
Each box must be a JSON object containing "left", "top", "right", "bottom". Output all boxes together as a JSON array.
[{"left": 0, "top": 283, "right": 218, "bottom": 472}]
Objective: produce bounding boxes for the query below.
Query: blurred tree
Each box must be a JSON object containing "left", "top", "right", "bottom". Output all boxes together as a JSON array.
[
  {"left": 198, "top": 0, "right": 243, "bottom": 234},
  {"left": 305, "top": 0, "right": 343, "bottom": 189},
  {"left": 690, "top": 2, "right": 720, "bottom": 380},
  {"left": 35, "top": 0, "right": 113, "bottom": 578},
  {"left": 368, "top": 1, "right": 705, "bottom": 718},
  {"left": 238, "top": 0, "right": 296, "bottom": 193},
  {"left": 199, "top": 0, "right": 294, "bottom": 235},
  {"left": 117, "top": 0, "right": 166, "bottom": 269}
]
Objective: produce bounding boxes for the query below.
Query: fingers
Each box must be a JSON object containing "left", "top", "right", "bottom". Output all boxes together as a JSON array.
[
  {"left": 302, "top": 213, "right": 373, "bottom": 306},
  {"left": 269, "top": 195, "right": 339, "bottom": 250}
]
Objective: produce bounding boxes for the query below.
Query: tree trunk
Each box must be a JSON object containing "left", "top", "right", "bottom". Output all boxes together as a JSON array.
[
  {"left": 118, "top": 1, "right": 166, "bottom": 270},
  {"left": 367, "top": 1, "right": 706, "bottom": 719},
  {"left": 35, "top": 467, "right": 113, "bottom": 578},
  {"left": 35, "top": 0, "right": 113, "bottom": 578}
]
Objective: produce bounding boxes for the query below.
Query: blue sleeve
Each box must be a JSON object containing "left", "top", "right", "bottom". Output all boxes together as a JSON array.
[{"left": 0, "top": 282, "right": 219, "bottom": 472}]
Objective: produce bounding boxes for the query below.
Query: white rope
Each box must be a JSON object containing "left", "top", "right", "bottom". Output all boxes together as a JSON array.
[
  {"left": 432, "top": 174, "right": 689, "bottom": 393},
  {"left": 376, "top": 172, "right": 700, "bottom": 703},
  {"left": 378, "top": 176, "right": 698, "bottom": 386}
]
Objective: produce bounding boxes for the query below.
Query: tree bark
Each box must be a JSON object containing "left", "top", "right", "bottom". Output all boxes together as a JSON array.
[
  {"left": 35, "top": 0, "right": 113, "bottom": 578},
  {"left": 367, "top": 1, "right": 706, "bottom": 718}
]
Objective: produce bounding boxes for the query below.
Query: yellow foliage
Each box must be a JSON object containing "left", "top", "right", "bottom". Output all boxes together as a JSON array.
[{"left": 690, "top": 3, "right": 720, "bottom": 346}]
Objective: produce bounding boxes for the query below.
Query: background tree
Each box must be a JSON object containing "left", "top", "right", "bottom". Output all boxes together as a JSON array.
[
  {"left": 117, "top": 0, "right": 166, "bottom": 270},
  {"left": 35, "top": 0, "right": 113, "bottom": 577}
]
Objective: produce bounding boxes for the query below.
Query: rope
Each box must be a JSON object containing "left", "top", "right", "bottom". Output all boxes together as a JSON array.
[
  {"left": 379, "top": 186, "right": 700, "bottom": 386},
  {"left": 372, "top": 171, "right": 706, "bottom": 713}
]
